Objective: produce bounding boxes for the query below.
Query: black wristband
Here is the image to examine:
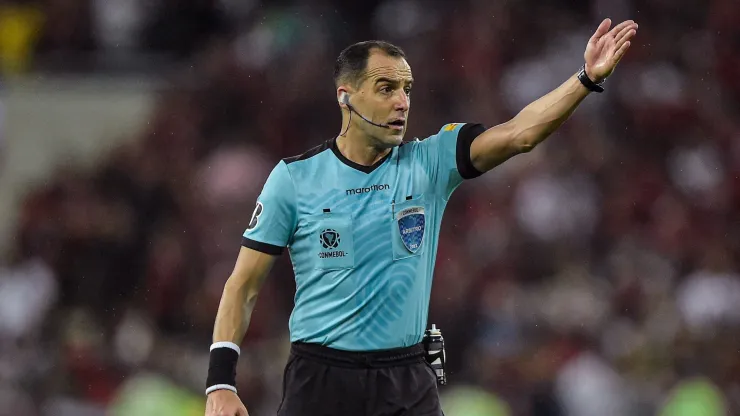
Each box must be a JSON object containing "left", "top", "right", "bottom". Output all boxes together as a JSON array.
[
  {"left": 577, "top": 64, "right": 605, "bottom": 93},
  {"left": 206, "top": 345, "right": 240, "bottom": 395}
]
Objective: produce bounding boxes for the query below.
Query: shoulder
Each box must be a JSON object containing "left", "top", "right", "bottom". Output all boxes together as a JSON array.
[
  {"left": 278, "top": 139, "right": 334, "bottom": 182},
  {"left": 283, "top": 139, "right": 333, "bottom": 165},
  {"left": 410, "top": 123, "right": 486, "bottom": 144},
  {"left": 409, "top": 123, "right": 470, "bottom": 145},
  {"left": 434, "top": 123, "right": 487, "bottom": 141},
  {"left": 401, "top": 123, "right": 486, "bottom": 151}
]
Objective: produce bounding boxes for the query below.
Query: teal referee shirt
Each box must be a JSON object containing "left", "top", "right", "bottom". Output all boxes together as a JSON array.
[{"left": 242, "top": 122, "right": 485, "bottom": 351}]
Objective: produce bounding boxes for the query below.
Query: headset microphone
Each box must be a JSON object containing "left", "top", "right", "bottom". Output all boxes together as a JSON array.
[{"left": 340, "top": 93, "right": 391, "bottom": 129}]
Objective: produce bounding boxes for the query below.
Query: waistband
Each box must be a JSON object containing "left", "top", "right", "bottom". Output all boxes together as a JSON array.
[{"left": 290, "top": 342, "right": 426, "bottom": 369}]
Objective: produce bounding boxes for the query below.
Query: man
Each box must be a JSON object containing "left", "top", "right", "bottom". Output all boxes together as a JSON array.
[{"left": 205, "top": 18, "right": 638, "bottom": 416}]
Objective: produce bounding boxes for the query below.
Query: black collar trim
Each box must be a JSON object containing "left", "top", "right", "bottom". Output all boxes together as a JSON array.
[{"left": 330, "top": 138, "right": 393, "bottom": 174}]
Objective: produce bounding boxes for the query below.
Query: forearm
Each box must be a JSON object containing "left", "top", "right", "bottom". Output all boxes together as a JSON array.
[
  {"left": 471, "top": 18, "right": 637, "bottom": 173},
  {"left": 206, "top": 279, "right": 258, "bottom": 395},
  {"left": 509, "top": 73, "right": 589, "bottom": 151},
  {"left": 206, "top": 247, "right": 275, "bottom": 396},
  {"left": 213, "top": 279, "right": 258, "bottom": 344},
  {"left": 471, "top": 73, "right": 592, "bottom": 172}
]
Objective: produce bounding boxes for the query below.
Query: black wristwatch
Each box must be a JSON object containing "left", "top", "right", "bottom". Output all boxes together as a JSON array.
[{"left": 577, "top": 64, "right": 605, "bottom": 93}]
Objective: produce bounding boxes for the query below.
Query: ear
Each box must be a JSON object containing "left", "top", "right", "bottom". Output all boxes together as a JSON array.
[{"left": 337, "top": 88, "right": 349, "bottom": 107}]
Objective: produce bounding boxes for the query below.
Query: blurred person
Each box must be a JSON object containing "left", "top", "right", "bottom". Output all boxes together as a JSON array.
[
  {"left": 206, "top": 18, "right": 639, "bottom": 416},
  {"left": 555, "top": 349, "right": 632, "bottom": 416}
]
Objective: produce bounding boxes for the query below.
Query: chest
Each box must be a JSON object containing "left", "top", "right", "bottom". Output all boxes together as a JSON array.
[{"left": 289, "top": 161, "right": 434, "bottom": 269}]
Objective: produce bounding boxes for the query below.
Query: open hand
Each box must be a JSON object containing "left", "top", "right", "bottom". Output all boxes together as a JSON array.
[{"left": 584, "top": 18, "right": 638, "bottom": 83}]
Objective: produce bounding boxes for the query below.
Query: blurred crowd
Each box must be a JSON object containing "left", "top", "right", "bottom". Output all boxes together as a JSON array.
[{"left": 2, "top": 0, "right": 740, "bottom": 415}]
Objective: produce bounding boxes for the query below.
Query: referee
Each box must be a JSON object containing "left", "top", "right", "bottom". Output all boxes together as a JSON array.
[{"left": 206, "top": 18, "right": 638, "bottom": 416}]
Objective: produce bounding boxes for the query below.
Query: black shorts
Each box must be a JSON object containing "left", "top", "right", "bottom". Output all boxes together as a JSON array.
[{"left": 277, "top": 342, "right": 444, "bottom": 416}]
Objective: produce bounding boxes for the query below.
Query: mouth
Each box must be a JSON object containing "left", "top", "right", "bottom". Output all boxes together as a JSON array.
[{"left": 387, "top": 119, "right": 406, "bottom": 131}]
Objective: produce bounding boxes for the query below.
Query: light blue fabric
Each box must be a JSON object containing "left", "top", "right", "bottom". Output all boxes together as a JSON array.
[{"left": 244, "top": 123, "right": 477, "bottom": 350}]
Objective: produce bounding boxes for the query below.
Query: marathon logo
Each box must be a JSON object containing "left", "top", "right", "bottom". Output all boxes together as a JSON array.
[
  {"left": 346, "top": 184, "right": 390, "bottom": 196},
  {"left": 319, "top": 251, "right": 347, "bottom": 258}
]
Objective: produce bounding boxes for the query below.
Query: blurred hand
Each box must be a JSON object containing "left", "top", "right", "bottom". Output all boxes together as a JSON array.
[
  {"left": 584, "top": 18, "right": 638, "bottom": 83},
  {"left": 205, "top": 390, "right": 249, "bottom": 416}
]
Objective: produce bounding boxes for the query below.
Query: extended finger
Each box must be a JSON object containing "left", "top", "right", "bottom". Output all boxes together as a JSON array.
[
  {"left": 615, "top": 28, "right": 637, "bottom": 49},
  {"left": 607, "top": 20, "right": 635, "bottom": 38},
  {"left": 589, "top": 18, "right": 612, "bottom": 44},
  {"left": 613, "top": 41, "right": 631, "bottom": 64}
]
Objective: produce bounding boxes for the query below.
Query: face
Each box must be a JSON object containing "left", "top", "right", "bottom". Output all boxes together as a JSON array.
[{"left": 340, "top": 51, "right": 413, "bottom": 147}]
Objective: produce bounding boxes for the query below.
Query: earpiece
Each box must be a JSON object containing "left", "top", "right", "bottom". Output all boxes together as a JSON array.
[{"left": 338, "top": 91, "right": 391, "bottom": 130}]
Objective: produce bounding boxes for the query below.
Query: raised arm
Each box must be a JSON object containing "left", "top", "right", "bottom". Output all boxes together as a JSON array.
[
  {"left": 470, "top": 18, "right": 638, "bottom": 173},
  {"left": 205, "top": 246, "right": 278, "bottom": 416}
]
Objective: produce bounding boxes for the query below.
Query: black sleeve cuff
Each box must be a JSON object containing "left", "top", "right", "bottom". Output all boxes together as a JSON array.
[
  {"left": 241, "top": 237, "right": 284, "bottom": 255},
  {"left": 455, "top": 123, "right": 487, "bottom": 180}
]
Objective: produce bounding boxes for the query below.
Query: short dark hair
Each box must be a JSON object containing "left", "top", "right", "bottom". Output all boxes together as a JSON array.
[{"left": 333, "top": 40, "right": 406, "bottom": 88}]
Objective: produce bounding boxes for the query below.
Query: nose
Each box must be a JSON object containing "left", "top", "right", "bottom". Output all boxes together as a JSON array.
[{"left": 394, "top": 90, "right": 409, "bottom": 112}]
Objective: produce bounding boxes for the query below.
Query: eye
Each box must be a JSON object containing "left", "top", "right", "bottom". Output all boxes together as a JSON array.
[
  {"left": 380, "top": 86, "right": 393, "bottom": 94},
  {"left": 404, "top": 87, "right": 412, "bottom": 96}
]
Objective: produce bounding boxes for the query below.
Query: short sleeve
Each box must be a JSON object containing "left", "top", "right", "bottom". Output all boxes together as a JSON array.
[
  {"left": 417, "top": 122, "right": 486, "bottom": 199},
  {"left": 241, "top": 161, "right": 297, "bottom": 255}
]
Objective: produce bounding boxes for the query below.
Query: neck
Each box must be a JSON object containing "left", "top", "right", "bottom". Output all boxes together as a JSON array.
[{"left": 336, "top": 121, "right": 391, "bottom": 167}]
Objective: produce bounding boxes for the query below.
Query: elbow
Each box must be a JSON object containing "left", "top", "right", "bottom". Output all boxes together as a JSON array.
[
  {"left": 516, "top": 140, "right": 537, "bottom": 153},
  {"left": 510, "top": 129, "right": 538, "bottom": 154},
  {"left": 224, "top": 276, "right": 251, "bottom": 299},
  {"left": 508, "top": 111, "right": 546, "bottom": 154},
  {"left": 471, "top": 120, "right": 538, "bottom": 171}
]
